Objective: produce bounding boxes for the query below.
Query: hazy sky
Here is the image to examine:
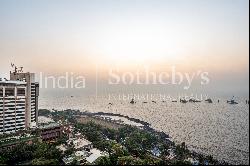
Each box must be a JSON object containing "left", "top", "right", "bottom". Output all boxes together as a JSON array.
[{"left": 0, "top": 0, "right": 249, "bottom": 95}]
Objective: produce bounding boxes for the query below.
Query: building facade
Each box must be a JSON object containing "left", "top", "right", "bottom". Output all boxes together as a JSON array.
[
  {"left": 0, "top": 70, "right": 39, "bottom": 134},
  {"left": 39, "top": 123, "right": 62, "bottom": 142},
  {"left": 0, "top": 81, "right": 27, "bottom": 134}
]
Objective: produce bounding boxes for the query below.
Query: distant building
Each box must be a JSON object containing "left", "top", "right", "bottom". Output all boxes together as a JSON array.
[
  {"left": 67, "top": 137, "right": 93, "bottom": 151},
  {"left": 38, "top": 122, "right": 63, "bottom": 141},
  {"left": 85, "top": 148, "right": 108, "bottom": 164},
  {"left": 62, "top": 148, "right": 108, "bottom": 165},
  {"left": 0, "top": 66, "right": 39, "bottom": 134}
]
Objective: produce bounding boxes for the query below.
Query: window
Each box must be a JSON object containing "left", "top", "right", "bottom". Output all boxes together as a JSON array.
[
  {"left": 5, "top": 88, "right": 14, "bottom": 96},
  {"left": 17, "top": 88, "right": 25, "bottom": 96},
  {"left": 0, "top": 88, "right": 3, "bottom": 96}
]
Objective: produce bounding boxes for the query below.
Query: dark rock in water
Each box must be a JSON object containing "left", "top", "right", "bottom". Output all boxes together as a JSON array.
[
  {"left": 152, "top": 101, "right": 156, "bottom": 103},
  {"left": 205, "top": 98, "right": 213, "bottom": 103},
  {"left": 108, "top": 103, "right": 113, "bottom": 105},
  {"left": 172, "top": 100, "right": 177, "bottom": 102},
  {"left": 130, "top": 98, "right": 136, "bottom": 104},
  {"left": 162, "top": 101, "right": 166, "bottom": 103},
  {"left": 143, "top": 101, "right": 148, "bottom": 104},
  {"left": 93, "top": 111, "right": 150, "bottom": 126}
]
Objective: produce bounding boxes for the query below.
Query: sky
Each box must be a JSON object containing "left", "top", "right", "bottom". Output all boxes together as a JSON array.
[{"left": 0, "top": 0, "right": 249, "bottom": 96}]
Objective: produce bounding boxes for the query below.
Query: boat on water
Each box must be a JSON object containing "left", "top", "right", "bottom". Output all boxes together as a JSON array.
[
  {"left": 227, "top": 96, "right": 238, "bottom": 105},
  {"left": 130, "top": 98, "right": 136, "bottom": 104},
  {"left": 205, "top": 98, "right": 213, "bottom": 103},
  {"left": 189, "top": 98, "right": 202, "bottom": 103},
  {"left": 180, "top": 98, "right": 188, "bottom": 103},
  {"left": 227, "top": 100, "right": 238, "bottom": 104}
]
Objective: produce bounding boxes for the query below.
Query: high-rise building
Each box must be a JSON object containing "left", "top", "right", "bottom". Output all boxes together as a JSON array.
[
  {"left": 0, "top": 68, "right": 39, "bottom": 134},
  {"left": 0, "top": 80, "right": 27, "bottom": 134}
]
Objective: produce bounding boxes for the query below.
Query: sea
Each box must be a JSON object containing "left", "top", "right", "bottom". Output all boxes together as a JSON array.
[{"left": 39, "top": 89, "right": 249, "bottom": 165}]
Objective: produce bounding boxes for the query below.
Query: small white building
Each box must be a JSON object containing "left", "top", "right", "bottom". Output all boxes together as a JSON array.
[
  {"left": 85, "top": 148, "right": 108, "bottom": 164},
  {"left": 67, "top": 138, "right": 93, "bottom": 151}
]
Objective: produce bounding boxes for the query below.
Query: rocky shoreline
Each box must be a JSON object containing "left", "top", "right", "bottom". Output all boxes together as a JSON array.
[{"left": 62, "top": 109, "right": 228, "bottom": 165}]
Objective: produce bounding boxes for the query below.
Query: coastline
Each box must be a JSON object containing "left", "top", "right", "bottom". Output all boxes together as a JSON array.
[
  {"left": 77, "top": 110, "right": 229, "bottom": 164},
  {"left": 40, "top": 108, "right": 229, "bottom": 165}
]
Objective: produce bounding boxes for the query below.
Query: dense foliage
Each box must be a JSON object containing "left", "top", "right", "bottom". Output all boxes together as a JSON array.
[
  {"left": 74, "top": 122, "right": 191, "bottom": 165},
  {"left": 0, "top": 139, "right": 63, "bottom": 165},
  {"left": 0, "top": 109, "right": 223, "bottom": 165}
]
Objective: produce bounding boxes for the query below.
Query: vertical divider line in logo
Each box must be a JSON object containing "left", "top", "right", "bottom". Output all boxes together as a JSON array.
[{"left": 95, "top": 63, "right": 98, "bottom": 100}]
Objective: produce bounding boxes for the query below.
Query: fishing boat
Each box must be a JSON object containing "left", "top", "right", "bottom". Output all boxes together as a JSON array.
[
  {"left": 227, "top": 96, "right": 238, "bottom": 104},
  {"left": 205, "top": 98, "right": 213, "bottom": 103},
  {"left": 130, "top": 98, "right": 135, "bottom": 104},
  {"left": 180, "top": 98, "right": 188, "bottom": 103}
]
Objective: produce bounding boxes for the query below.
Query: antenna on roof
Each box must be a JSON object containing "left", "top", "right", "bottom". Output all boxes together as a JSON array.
[
  {"left": 10, "top": 63, "right": 24, "bottom": 73},
  {"left": 18, "top": 67, "right": 23, "bottom": 73},
  {"left": 11, "top": 63, "right": 17, "bottom": 73}
]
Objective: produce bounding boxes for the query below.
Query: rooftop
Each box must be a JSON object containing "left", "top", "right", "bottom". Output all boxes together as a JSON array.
[
  {"left": 62, "top": 156, "right": 75, "bottom": 165},
  {"left": 62, "top": 148, "right": 107, "bottom": 164},
  {"left": 0, "top": 80, "right": 27, "bottom": 85},
  {"left": 67, "top": 137, "right": 92, "bottom": 150},
  {"left": 38, "top": 122, "right": 61, "bottom": 130},
  {"left": 85, "top": 148, "right": 108, "bottom": 163},
  {"left": 56, "top": 144, "right": 68, "bottom": 152}
]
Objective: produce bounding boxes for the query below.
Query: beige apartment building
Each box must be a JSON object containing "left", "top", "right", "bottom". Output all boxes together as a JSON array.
[{"left": 0, "top": 70, "right": 39, "bottom": 134}]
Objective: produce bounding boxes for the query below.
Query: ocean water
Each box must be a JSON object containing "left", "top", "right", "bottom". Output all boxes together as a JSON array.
[{"left": 39, "top": 92, "right": 249, "bottom": 165}]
